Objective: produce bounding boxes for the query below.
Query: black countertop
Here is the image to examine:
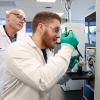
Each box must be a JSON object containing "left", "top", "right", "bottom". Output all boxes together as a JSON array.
[{"left": 66, "top": 71, "right": 95, "bottom": 80}]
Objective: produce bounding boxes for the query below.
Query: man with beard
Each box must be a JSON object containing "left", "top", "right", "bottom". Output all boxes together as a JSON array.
[{"left": 0, "top": 11, "right": 78, "bottom": 100}]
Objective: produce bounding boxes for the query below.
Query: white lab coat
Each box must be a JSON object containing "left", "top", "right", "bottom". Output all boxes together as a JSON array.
[
  {"left": 0, "top": 36, "right": 74, "bottom": 100},
  {"left": 0, "top": 25, "right": 24, "bottom": 93},
  {"left": 0, "top": 25, "right": 12, "bottom": 92}
]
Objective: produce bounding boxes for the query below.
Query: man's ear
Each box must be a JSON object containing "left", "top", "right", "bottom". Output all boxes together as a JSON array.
[{"left": 38, "top": 23, "right": 46, "bottom": 33}]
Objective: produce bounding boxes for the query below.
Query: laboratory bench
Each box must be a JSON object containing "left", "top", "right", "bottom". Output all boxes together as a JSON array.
[
  {"left": 66, "top": 71, "right": 95, "bottom": 100},
  {"left": 66, "top": 71, "right": 94, "bottom": 80}
]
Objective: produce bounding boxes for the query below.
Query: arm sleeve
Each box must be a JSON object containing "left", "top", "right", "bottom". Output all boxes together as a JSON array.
[{"left": 5, "top": 44, "right": 74, "bottom": 92}]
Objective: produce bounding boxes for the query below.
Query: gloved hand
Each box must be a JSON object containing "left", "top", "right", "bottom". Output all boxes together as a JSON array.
[
  {"left": 68, "top": 55, "right": 80, "bottom": 69},
  {"left": 60, "top": 31, "right": 79, "bottom": 49},
  {"left": 79, "top": 58, "right": 85, "bottom": 67},
  {"left": 71, "top": 54, "right": 80, "bottom": 61}
]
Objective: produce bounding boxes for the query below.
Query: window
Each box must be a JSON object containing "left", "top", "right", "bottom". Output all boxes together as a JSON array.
[
  {"left": 26, "top": 22, "right": 32, "bottom": 32},
  {"left": 85, "top": 12, "right": 96, "bottom": 45}
]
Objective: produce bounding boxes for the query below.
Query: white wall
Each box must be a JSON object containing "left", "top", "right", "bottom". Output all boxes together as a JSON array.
[
  {"left": 94, "top": 0, "right": 100, "bottom": 100},
  {"left": 61, "top": 23, "right": 85, "bottom": 57}
]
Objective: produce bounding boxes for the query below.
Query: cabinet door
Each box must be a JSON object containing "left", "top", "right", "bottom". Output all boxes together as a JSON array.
[{"left": 83, "top": 81, "right": 94, "bottom": 100}]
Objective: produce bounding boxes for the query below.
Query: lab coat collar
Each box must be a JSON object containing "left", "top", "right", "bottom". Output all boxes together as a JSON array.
[
  {"left": 0, "top": 25, "right": 17, "bottom": 38},
  {"left": 0, "top": 25, "right": 7, "bottom": 36},
  {"left": 25, "top": 36, "right": 46, "bottom": 63},
  {"left": 25, "top": 36, "right": 51, "bottom": 54},
  {"left": 0, "top": 25, "right": 11, "bottom": 44},
  {"left": 25, "top": 36, "right": 38, "bottom": 48}
]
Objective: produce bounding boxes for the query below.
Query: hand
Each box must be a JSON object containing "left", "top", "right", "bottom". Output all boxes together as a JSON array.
[
  {"left": 60, "top": 31, "right": 79, "bottom": 49},
  {"left": 79, "top": 58, "right": 85, "bottom": 67},
  {"left": 71, "top": 54, "right": 80, "bottom": 61},
  {"left": 68, "top": 55, "right": 79, "bottom": 69}
]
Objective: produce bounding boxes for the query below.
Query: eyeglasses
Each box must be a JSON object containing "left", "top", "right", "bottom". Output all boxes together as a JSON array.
[
  {"left": 10, "top": 13, "right": 26, "bottom": 22},
  {"left": 45, "top": 24, "right": 61, "bottom": 33}
]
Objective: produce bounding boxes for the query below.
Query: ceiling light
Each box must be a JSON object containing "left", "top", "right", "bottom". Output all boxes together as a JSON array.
[
  {"left": 55, "top": 12, "right": 64, "bottom": 17},
  {"left": 45, "top": 6, "right": 52, "bottom": 8},
  {"left": 37, "top": 0, "right": 56, "bottom": 3}
]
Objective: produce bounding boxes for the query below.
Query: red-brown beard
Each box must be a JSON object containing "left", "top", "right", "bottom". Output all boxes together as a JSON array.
[{"left": 42, "top": 29, "right": 58, "bottom": 49}]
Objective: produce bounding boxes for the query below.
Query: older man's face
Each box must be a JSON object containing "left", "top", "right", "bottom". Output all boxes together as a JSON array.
[{"left": 6, "top": 10, "right": 25, "bottom": 31}]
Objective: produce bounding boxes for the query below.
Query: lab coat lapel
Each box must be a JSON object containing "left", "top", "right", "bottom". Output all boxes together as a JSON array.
[{"left": 0, "top": 25, "right": 11, "bottom": 44}]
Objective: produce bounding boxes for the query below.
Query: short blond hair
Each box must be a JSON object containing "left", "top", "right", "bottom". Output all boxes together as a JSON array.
[{"left": 6, "top": 8, "right": 25, "bottom": 18}]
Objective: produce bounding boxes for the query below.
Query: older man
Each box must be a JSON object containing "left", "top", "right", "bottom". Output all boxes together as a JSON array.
[{"left": 0, "top": 8, "right": 26, "bottom": 92}]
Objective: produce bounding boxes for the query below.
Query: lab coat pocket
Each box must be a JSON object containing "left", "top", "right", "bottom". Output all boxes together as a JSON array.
[{"left": 0, "top": 47, "right": 5, "bottom": 51}]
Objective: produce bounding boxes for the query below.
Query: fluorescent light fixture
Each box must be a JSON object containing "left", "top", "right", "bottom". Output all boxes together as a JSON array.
[
  {"left": 37, "top": 0, "right": 56, "bottom": 3},
  {"left": 55, "top": 12, "right": 64, "bottom": 17}
]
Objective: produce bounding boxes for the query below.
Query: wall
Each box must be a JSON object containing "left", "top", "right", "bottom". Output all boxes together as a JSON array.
[
  {"left": 61, "top": 22, "right": 85, "bottom": 57},
  {"left": 94, "top": 0, "right": 100, "bottom": 100}
]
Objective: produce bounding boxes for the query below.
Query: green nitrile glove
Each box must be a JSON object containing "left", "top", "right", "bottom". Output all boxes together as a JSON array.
[
  {"left": 68, "top": 55, "right": 80, "bottom": 69},
  {"left": 71, "top": 54, "right": 80, "bottom": 61},
  {"left": 60, "top": 31, "right": 79, "bottom": 48}
]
